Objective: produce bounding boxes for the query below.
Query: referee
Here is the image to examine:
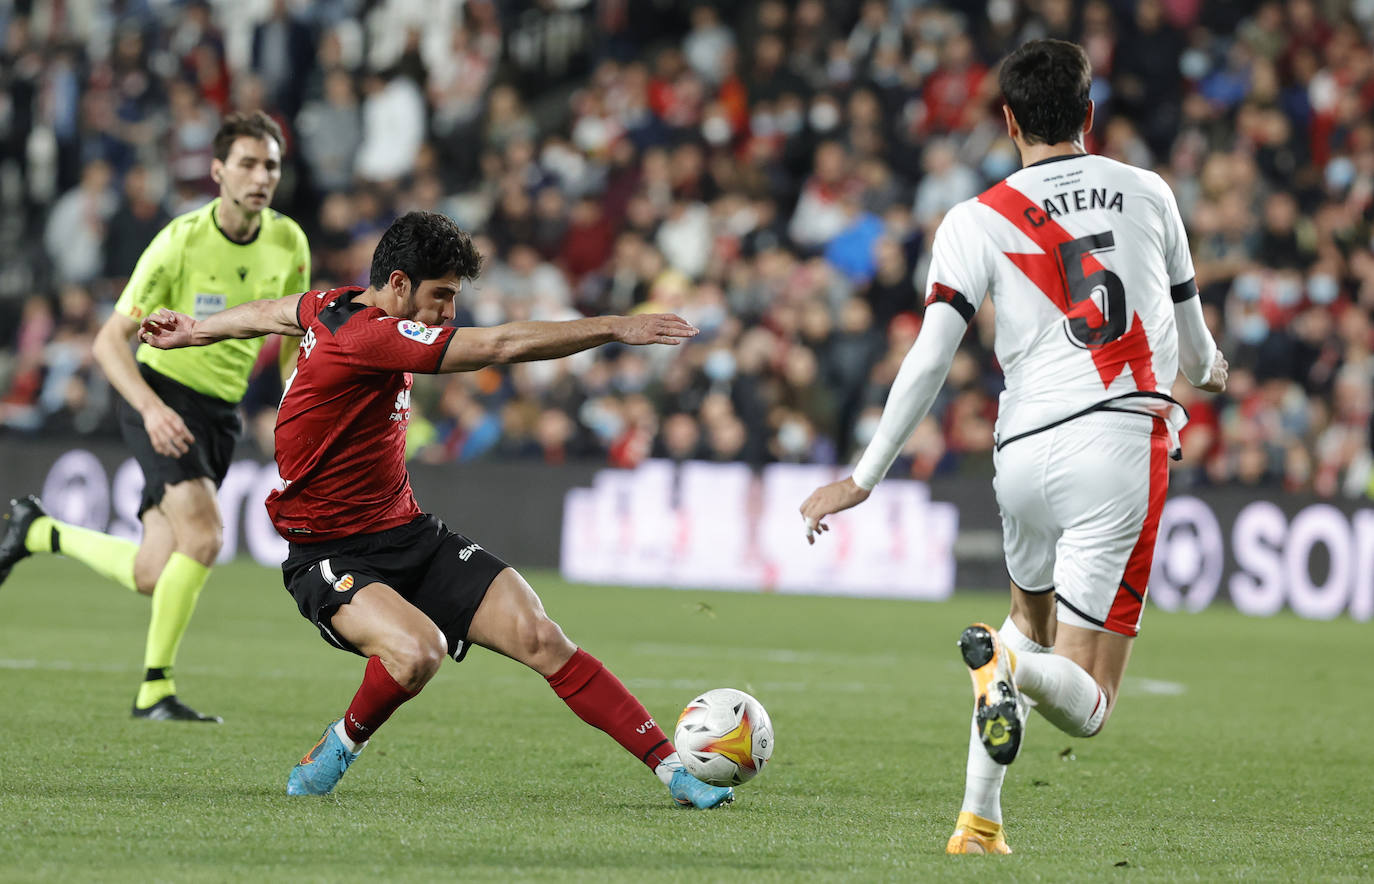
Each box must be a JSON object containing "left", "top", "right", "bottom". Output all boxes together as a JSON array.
[{"left": 0, "top": 112, "right": 310, "bottom": 721}]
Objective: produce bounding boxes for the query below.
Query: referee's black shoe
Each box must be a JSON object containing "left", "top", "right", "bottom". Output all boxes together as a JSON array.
[
  {"left": 0, "top": 495, "right": 46, "bottom": 587},
  {"left": 132, "top": 695, "right": 223, "bottom": 723}
]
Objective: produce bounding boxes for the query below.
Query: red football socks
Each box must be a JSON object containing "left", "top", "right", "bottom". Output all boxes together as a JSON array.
[
  {"left": 342, "top": 655, "right": 419, "bottom": 744},
  {"left": 546, "top": 648, "right": 674, "bottom": 769}
]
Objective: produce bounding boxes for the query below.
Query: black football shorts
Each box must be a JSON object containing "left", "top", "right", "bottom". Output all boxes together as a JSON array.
[
  {"left": 281, "top": 514, "right": 508, "bottom": 662},
  {"left": 117, "top": 363, "right": 242, "bottom": 517}
]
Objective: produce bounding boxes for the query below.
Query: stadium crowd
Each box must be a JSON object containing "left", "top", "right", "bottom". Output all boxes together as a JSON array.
[{"left": 1, "top": 0, "right": 1372, "bottom": 498}]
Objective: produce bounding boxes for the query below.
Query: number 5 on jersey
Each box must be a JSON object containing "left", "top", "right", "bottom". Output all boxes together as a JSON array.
[{"left": 1060, "top": 232, "right": 1126, "bottom": 348}]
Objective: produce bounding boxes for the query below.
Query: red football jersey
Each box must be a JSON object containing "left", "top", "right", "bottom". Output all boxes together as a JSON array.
[{"left": 266, "top": 287, "right": 456, "bottom": 542}]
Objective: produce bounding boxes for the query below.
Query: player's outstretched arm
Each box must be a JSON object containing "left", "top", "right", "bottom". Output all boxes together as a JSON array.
[
  {"left": 799, "top": 302, "right": 967, "bottom": 544},
  {"left": 139, "top": 295, "right": 305, "bottom": 349},
  {"left": 439, "top": 313, "right": 697, "bottom": 372}
]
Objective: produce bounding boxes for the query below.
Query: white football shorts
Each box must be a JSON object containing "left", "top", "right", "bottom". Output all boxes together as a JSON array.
[{"left": 993, "top": 410, "right": 1170, "bottom": 637}]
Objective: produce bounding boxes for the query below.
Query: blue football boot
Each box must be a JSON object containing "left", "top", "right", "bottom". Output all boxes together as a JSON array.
[
  {"left": 287, "top": 720, "right": 362, "bottom": 795},
  {"left": 669, "top": 768, "right": 734, "bottom": 809}
]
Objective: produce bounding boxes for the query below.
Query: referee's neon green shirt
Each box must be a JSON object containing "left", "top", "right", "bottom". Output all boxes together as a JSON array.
[{"left": 114, "top": 198, "right": 311, "bottom": 402}]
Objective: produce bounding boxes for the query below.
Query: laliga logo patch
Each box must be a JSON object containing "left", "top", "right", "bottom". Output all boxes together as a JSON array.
[
  {"left": 333, "top": 573, "right": 355, "bottom": 593},
  {"left": 396, "top": 320, "right": 442, "bottom": 345}
]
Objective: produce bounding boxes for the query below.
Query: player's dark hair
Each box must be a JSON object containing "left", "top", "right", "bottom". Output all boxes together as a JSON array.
[
  {"left": 213, "top": 111, "right": 285, "bottom": 160},
  {"left": 369, "top": 211, "right": 484, "bottom": 290},
  {"left": 999, "top": 39, "right": 1092, "bottom": 146}
]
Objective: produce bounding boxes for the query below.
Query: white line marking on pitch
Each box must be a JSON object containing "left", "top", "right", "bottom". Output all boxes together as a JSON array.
[
  {"left": 0, "top": 658, "right": 131, "bottom": 674},
  {"left": 1122, "top": 677, "right": 1186, "bottom": 695},
  {"left": 624, "top": 677, "right": 887, "bottom": 694},
  {"left": 0, "top": 658, "right": 895, "bottom": 695},
  {"left": 0, "top": 657, "right": 1182, "bottom": 698},
  {"left": 0, "top": 658, "right": 355, "bottom": 681},
  {"left": 630, "top": 642, "right": 901, "bottom": 667}
]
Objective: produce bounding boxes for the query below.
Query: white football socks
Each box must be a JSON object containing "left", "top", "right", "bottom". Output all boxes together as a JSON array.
[
  {"left": 1010, "top": 635, "right": 1108, "bottom": 739},
  {"left": 958, "top": 616, "right": 1047, "bottom": 823},
  {"left": 998, "top": 615, "right": 1052, "bottom": 656},
  {"left": 654, "top": 752, "right": 684, "bottom": 787},
  {"left": 959, "top": 718, "right": 1007, "bottom": 822},
  {"left": 957, "top": 615, "right": 1111, "bottom": 825},
  {"left": 333, "top": 719, "right": 367, "bottom": 754}
]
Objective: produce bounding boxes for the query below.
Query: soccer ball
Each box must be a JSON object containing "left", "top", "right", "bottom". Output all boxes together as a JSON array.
[{"left": 674, "top": 688, "right": 774, "bottom": 787}]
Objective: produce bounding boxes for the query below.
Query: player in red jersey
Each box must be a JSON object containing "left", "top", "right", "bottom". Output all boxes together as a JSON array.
[
  {"left": 800, "top": 41, "right": 1229, "bottom": 852},
  {"left": 138, "top": 211, "right": 734, "bottom": 808}
]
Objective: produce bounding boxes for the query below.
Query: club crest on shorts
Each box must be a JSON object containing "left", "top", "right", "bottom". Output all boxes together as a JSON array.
[
  {"left": 396, "top": 320, "right": 441, "bottom": 345},
  {"left": 318, "top": 559, "right": 354, "bottom": 592}
]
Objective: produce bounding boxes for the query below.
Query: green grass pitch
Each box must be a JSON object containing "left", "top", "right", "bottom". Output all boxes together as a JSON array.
[{"left": 1, "top": 556, "right": 1371, "bottom": 882}]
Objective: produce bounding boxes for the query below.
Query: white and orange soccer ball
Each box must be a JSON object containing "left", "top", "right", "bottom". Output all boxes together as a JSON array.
[{"left": 674, "top": 688, "right": 774, "bottom": 787}]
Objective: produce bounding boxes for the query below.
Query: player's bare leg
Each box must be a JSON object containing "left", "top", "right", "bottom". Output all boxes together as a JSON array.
[
  {"left": 464, "top": 567, "right": 576, "bottom": 675},
  {"left": 949, "top": 582, "right": 1057, "bottom": 854},
  {"left": 1008, "top": 582, "right": 1056, "bottom": 648},
  {"left": 0, "top": 495, "right": 142, "bottom": 591},
  {"left": 1026, "top": 623, "right": 1132, "bottom": 732},
  {"left": 331, "top": 582, "right": 448, "bottom": 692},
  {"left": 1004, "top": 581, "right": 1132, "bottom": 734},
  {"left": 466, "top": 568, "right": 733, "bottom": 808},
  {"left": 962, "top": 583, "right": 1057, "bottom": 767},
  {"left": 0, "top": 484, "right": 217, "bottom": 721},
  {"left": 132, "top": 507, "right": 176, "bottom": 596},
  {"left": 132, "top": 477, "right": 223, "bottom": 722},
  {"left": 287, "top": 581, "right": 445, "bottom": 795},
  {"left": 950, "top": 584, "right": 1135, "bottom": 854}
]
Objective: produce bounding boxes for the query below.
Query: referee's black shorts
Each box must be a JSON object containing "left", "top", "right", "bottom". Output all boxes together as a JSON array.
[
  {"left": 116, "top": 363, "right": 242, "bottom": 517},
  {"left": 281, "top": 514, "right": 508, "bottom": 663}
]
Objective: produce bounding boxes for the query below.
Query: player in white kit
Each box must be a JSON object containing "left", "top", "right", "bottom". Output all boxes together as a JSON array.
[{"left": 799, "top": 39, "right": 1228, "bottom": 853}]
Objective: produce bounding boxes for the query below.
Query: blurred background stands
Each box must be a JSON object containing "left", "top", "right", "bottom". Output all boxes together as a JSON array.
[{"left": 0, "top": 0, "right": 1371, "bottom": 499}]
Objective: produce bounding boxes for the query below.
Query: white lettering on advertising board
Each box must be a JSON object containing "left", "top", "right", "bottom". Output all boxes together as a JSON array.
[{"left": 560, "top": 460, "right": 958, "bottom": 600}]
